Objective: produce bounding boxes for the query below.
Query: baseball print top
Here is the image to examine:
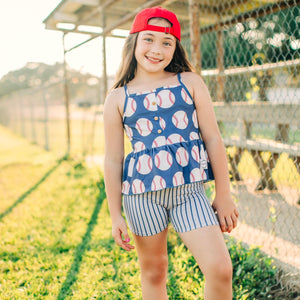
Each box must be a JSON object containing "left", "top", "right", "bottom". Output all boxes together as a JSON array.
[{"left": 121, "top": 73, "right": 214, "bottom": 195}]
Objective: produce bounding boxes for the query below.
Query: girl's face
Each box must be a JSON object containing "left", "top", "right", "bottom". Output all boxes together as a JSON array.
[{"left": 134, "top": 18, "right": 176, "bottom": 75}]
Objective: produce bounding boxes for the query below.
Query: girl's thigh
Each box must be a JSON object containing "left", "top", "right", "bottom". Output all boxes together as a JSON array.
[
  {"left": 133, "top": 228, "right": 169, "bottom": 267},
  {"left": 178, "top": 225, "right": 232, "bottom": 277}
]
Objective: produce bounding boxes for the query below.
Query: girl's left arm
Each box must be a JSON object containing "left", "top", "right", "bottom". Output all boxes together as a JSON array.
[{"left": 183, "top": 73, "right": 239, "bottom": 233}]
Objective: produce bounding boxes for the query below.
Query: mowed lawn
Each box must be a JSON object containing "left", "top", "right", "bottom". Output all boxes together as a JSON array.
[{"left": 0, "top": 125, "right": 294, "bottom": 299}]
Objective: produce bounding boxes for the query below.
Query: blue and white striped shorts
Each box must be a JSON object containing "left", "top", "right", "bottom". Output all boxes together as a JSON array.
[{"left": 123, "top": 182, "right": 219, "bottom": 237}]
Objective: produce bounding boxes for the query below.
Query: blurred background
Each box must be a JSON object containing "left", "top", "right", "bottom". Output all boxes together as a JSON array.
[{"left": 0, "top": 0, "right": 299, "bottom": 299}]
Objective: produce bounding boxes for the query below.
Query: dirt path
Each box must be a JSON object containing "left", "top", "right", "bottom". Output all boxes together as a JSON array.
[{"left": 230, "top": 179, "right": 300, "bottom": 288}]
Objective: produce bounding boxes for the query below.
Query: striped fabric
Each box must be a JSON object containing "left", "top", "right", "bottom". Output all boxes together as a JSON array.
[{"left": 123, "top": 182, "right": 219, "bottom": 237}]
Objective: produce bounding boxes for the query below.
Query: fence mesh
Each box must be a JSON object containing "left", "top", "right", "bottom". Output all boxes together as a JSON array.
[{"left": 0, "top": 0, "right": 299, "bottom": 294}]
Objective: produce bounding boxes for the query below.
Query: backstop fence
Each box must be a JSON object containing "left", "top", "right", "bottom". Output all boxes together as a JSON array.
[{"left": 0, "top": 0, "right": 299, "bottom": 294}]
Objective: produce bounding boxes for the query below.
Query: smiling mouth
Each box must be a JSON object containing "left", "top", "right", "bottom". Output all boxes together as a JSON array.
[{"left": 146, "top": 56, "right": 162, "bottom": 63}]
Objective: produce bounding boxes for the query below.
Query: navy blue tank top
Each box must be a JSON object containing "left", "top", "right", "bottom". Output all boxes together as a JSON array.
[{"left": 122, "top": 73, "right": 214, "bottom": 195}]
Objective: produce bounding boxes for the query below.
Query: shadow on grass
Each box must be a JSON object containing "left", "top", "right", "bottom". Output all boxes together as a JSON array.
[
  {"left": 0, "top": 156, "right": 65, "bottom": 221},
  {"left": 57, "top": 179, "right": 106, "bottom": 300}
]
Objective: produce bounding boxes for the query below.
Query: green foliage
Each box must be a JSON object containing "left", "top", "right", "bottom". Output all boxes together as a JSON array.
[
  {"left": 0, "top": 62, "right": 100, "bottom": 98},
  {"left": 0, "top": 125, "right": 294, "bottom": 299},
  {"left": 0, "top": 62, "right": 62, "bottom": 97},
  {"left": 227, "top": 238, "right": 279, "bottom": 299}
]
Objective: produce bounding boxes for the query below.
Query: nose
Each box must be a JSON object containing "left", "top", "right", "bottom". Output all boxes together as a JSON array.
[{"left": 149, "top": 41, "right": 162, "bottom": 55}]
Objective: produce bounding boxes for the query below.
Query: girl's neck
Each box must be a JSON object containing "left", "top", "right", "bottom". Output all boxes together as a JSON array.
[{"left": 128, "top": 70, "right": 176, "bottom": 91}]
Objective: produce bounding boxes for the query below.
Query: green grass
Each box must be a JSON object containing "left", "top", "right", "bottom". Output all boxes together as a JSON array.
[
  {"left": 0, "top": 125, "right": 297, "bottom": 299},
  {"left": 10, "top": 116, "right": 300, "bottom": 189}
]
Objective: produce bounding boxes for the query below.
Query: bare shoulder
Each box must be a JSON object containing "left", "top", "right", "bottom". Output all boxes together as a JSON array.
[
  {"left": 105, "top": 87, "right": 125, "bottom": 106},
  {"left": 104, "top": 87, "right": 126, "bottom": 116},
  {"left": 180, "top": 72, "right": 208, "bottom": 97},
  {"left": 181, "top": 72, "right": 206, "bottom": 88}
]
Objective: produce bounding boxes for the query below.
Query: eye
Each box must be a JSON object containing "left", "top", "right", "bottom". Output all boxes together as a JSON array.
[
  {"left": 143, "top": 37, "right": 153, "bottom": 43},
  {"left": 163, "top": 41, "right": 172, "bottom": 46}
]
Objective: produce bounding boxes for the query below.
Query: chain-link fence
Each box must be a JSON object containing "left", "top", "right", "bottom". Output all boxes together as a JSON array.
[
  {"left": 0, "top": 0, "right": 299, "bottom": 293},
  {"left": 0, "top": 76, "right": 107, "bottom": 158},
  {"left": 194, "top": 1, "right": 300, "bottom": 290}
]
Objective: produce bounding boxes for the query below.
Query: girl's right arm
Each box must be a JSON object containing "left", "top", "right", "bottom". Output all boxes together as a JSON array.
[{"left": 103, "top": 88, "right": 134, "bottom": 251}]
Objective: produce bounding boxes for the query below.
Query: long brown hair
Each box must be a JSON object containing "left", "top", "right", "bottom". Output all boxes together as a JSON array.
[{"left": 113, "top": 29, "right": 194, "bottom": 89}]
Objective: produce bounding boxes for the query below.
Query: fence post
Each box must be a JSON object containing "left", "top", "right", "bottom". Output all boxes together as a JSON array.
[
  {"left": 42, "top": 89, "right": 49, "bottom": 151},
  {"left": 102, "top": 12, "right": 108, "bottom": 102},
  {"left": 19, "top": 95, "right": 25, "bottom": 138},
  {"left": 216, "top": 21, "right": 225, "bottom": 102},
  {"left": 188, "top": 0, "right": 201, "bottom": 74},
  {"left": 63, "top": 33, "right": 71, "bottom": 155},
  {"left": 29, "top": 94, "right": 36, "bottom": 144}
]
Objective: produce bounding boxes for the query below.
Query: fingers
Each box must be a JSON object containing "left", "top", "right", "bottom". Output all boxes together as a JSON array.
[
  {"left": 218, "top": 214, "right": 227, "bottom": 233},
  {"left": 225, "top": 216, "right": 233, "bottom": 233},
  {"left": 232, "top": 212, "right": 238, "bottom": 229},
  {"left": 112, "top": 224, "right": 135, "bottom": 252},
  {"left": 217, "top": 211, "right": 239, "bottom": 233},
  {"left": 234, "top": 208, "right": 239, "bottom": 218}
]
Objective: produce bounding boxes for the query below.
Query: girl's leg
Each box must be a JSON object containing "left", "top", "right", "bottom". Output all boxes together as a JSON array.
[
  {"left": 178, "top": 225, "right": 232, "bottom": 300},
  {"left": 133, "top": 228, "right": 169, "bottom": 300}
]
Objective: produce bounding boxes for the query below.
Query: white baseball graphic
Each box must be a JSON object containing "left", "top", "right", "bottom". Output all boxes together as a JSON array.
[
  {"left": 151, "top": 175, "right": 166, "bottom": 191},
  {"left": 131, "top": 179, "right": 145, "bottom": 194},
  {"left": 172, "top": 110, "right": 189, "bottom": 129},
  {"left": 189, "top": 131, "right": 199, "bottom": 140},
  {"left": 192, "top": 110, "right": 199, "bottom": 128},
  {"left": 167, "top": 133, "right": 185, "bottom": 145},
  {"left": 172, "top": 171, "right": 185, "bottom": 186},
  {"left": 154, "top": 150, "right": 173, "bottom": 171},
  {"left": 157, "top": 90, "right": 175, "bottom": 108},
  {"left": 128, "top": 157, "right": 135, "bottom": 177},
  {"left": 143, "top": 93, "right": 157, "bottom": 111},
  {"left": 159, "top": 117, "right": 166, "bottom": 130},
  {"left": 176, "top": 147, "right": 189, "bottom": 167},
  {"left": 191, "top": 145, "right": 200, "bottom": 163},
  {"left": 134, "top": 141, "right": 146, "bottom": 153},
  {"left": 124, "top": 124, "right": 133, "bottom": 140},
  {"left": 136, "top": 118, "right": 153, "bottom": 136},
  {"left": 122, "top": 181, "right": 130, "bottom": 194},
  {"left": 190, "top": 168, "right": 201, "bottom": 182},
  {"left": 124, "top": 97, "right": 137, "bottom": 117},
  {"left": 152, "top": 136, "right": 167, "bottom": 148},
  {"left": 181, "top": 88, "right": 193, "bottom": 105},
  {"left": 136, "top": 154, "right": 153, "bottom": 175}
]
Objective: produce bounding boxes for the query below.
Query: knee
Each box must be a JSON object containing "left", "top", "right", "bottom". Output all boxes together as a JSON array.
[
  {"left": 206, "top": 259, "right": 232, "bottom": 283},
  {"left": 141, "top": 255, "right": 168, "bottom": 285},
  {"left": 217, "top": 261, "right": 232, "bottom": 283}
]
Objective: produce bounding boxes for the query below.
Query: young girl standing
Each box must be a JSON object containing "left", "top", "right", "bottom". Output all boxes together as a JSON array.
[{"left": 103, "top": 7, "right": 239, "bottom": 300}]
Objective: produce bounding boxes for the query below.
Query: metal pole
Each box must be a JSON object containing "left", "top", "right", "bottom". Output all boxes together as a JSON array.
[
  {"left": 42, "top": 90, "right": 49, "bottom": 151},
  {"left": 30, "top": 95, "right": 36, "bottom": 143},
  {"left": 20, "top": 96, "right": 25, "bottom": 138},
  {"left": 102, "top": 12, "right": 108, "bottom": 102},
  {"left": 216, "top": 22, "right": 225, "bottom": 102},
  {"left": 63, "top": 33, "right": 71, "bottom": 155},
  {"left": 188, "top": 0, "right": 201, "bottom": 74}
]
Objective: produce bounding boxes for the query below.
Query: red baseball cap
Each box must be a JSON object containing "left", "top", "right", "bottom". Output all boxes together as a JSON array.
[{"left": 129, "top": 7, "right": 181, "bottom": 41}]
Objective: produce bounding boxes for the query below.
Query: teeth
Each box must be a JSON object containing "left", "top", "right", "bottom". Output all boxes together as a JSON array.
[{"left": 147, "top": 56, "right": 160, "bottom": 62}]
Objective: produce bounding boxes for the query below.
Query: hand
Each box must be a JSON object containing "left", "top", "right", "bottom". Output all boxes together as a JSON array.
[
  {"left": 111, "top": 216, "right": 135, "bottom": 251},
  {"left": 212, "top": 194, "right": 239, "bottom": 233}
]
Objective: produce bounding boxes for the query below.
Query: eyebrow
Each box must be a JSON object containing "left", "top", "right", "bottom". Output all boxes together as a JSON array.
[{"left": 141, "top": 32, "right": 175, "bottom": 41}]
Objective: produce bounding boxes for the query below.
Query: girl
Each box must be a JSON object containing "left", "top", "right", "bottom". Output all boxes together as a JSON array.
[{"left": 103, "top": 7, "right": 239, "bottom": 300}]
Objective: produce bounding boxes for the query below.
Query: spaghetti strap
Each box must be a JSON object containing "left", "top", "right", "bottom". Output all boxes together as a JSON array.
[
  {"left": 177, "top": 73, "right": 193, "bottom": 101},
  {"left": 124, "top": 85, "right": 129, "bottom": 96},
  {"left": 177, "top": 73, "right": 182, "bottom": 84},
  {"left": 123, "top": 85, "right": 130, "bottom": 121}
]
